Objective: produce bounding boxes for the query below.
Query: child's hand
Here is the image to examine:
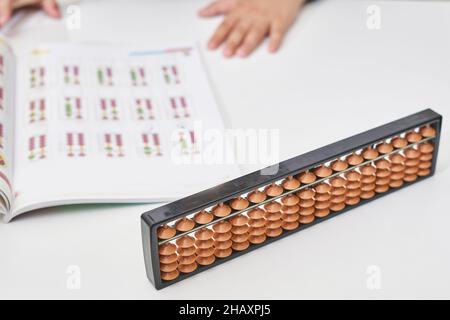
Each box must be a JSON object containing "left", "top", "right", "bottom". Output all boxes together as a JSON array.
[
  {"left": 199, "top": 0, "right": 306, "bottom": 58},
  {"left": 0, "top": 0, "right": 60, "bottom": 27}
]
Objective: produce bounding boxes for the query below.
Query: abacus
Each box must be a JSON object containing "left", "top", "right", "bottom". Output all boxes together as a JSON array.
[{"left": 141, "top": 109, "right": 442, "bottom": 290}]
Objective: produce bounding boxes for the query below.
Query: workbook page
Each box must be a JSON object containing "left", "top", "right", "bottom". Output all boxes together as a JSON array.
[
  {"left": 0, "top": 37, "right": 15, "bottom": 213},
  {"left": 10, "top": 43, "right": 239, "bottom": 219}
]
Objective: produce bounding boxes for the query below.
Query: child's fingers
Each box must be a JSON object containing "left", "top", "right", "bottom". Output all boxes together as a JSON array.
[
  {"left": 223, "top": 22, "right": 250, "bottom": 57},
  {"left": 208, "top": 16, "right": 237, "bottom": 50},
  {"left": 0, "top": 0, "right": 12, "bottom": 26},
  {"left": 198, "top": 0, "right": 235, "bottom": 17},
  {"left": 237, "top": 23, "right": 269, "bottom": 58},
  {"left": 268, "top": 20, "right": 288, "bottom": 53},
  {"left": 42, "top": 0, "right": 61, "bottom": 18}
]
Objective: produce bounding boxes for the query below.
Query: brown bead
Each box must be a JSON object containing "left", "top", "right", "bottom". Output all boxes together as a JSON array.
[
  {"left": 389, "top": 180, "right": 404, "bottom": 188},
  {"left": 330, "top": 202, "right": 346, "bottom": 212},
  {"left": 196, "top": 247, "right": 215, "bottom": 258},
  {"left": 231, "top": 233, "right": 250, "bottom": 243},
  {"left": 420, "top": 126, "right": 436, "bottom": 138},
  {"left": 376, "top": 169, "right": 391, "bottom": 178},
  {"left": 299, "top": 206, "right": 315, "bottom": 216},
  {"left": 345, "top": 171, "right": 361, "bottom": 181},
  {"left": 314, "top": 166, "right": 333, "bottom": 178},
  {"left": 175, "top": 218, "right": 195, "bottom": 232},
  {"left": 315, "top": 183, "right": 331, "bottom": 194},
  {"left": 315, "top": 201, "right": 330, "bottom": 210},
  {"left": 231, "top": 225, "right": 250, "bottom": 235},
  {"left": 265, "top": 184, "right": 284, "bottom": 197},
  {"left": 178, "top": 254, "right": 197, "bottom": 265},
  {"left": 361, "top": 191, "right": 376, "bottom": 200},
  {"left": 281, "top": 194, "right": 300, "bottom": 206},
  {"left": 214, "top": 240, "right": 232, "bottom": 250},
  {"left": 160, "top": 253, "right": 178, "bottom": 264},
  {"left": 419, "top": 161, "right": 432, "bottom": 170},
  {"left": 347, "top": 181, "right": 362, "bottom": 190},
  {"left": 249, "top": 218, "right": 267, "bottom": 228},
  {"left": 418, "top": 169, "right": 431, "bottom": 177},
  {"left": 347, "top": 189, "right": 362, "bottom": 198},
  {"left": 347, "top": 154, "right": 364, "bottom": 166},
  {"left": 362, "top": 148, "right": 379, "bottom": 160},
  {"left": 230, "top": 214, "right": 249, "bottom": 227},
  {"left": 194, "top": 211, "right": 214, "bottom": 225},
  {"left": 360, "top": 165, "right": 377, "bottom": 176},
  {"left": 392, "top": 137, "right": 408, "bottom": 149},
  {"left": 213, "top": 231, "right": 232, "bottom": 242},
  {"left": 282, "top": 213, "right": 300, "bottom": 223},
  {"left": 314, "top": 209, "right": 330, "bottom": 218},
  {"left": 161, "top": 270, "right": 179, "bottom": 281},
  {"left": 281, "top": 205, "right": 300, "bottom": 214},
  {"left": 266, "top": 228, "right": 283, "bottom": 238},
  {"left": 157, "top": 225, "right": 177, "bottom": 240},
  {"left": 298, "top": 188, "right": 316, "bottom": 200},
  {"left": 282, "top": 221, "right": 300, "bottom": 231},
  {"left": 404, "top": 174, "right": 418, "bottom": 182},
  {"left": 160, "top": 261, "right": 178, "bottom": 273},
  {"left": 375, "top": 185, "right": 389, "bottom": 193},
  {"left": 215, "top": 248, "right": 232, "bottom": 258},
  {"left": 195, "top": 228, "right": 214, "bottom": 241},
  {"left": 330, "top": 177, "right": 347, "bottom": 188},
  {"left": 331, "top": 187, "right": 347, "bottom": 196},
  {"left": 266, "top": 220, "right": 283, "bottom": 229},
  {"left": 248, "top": 190, "right": 267, "bottom": 204},
  {"left": 159, "top": 243, "right": 177, "bottom": 256},
  {"left": 390, "top": 172, "right": 405, "bottom": 181},
  {"left": 195, "top": 239, "right": 215, "bottom": 249},
  {"left": 361, "top": 175, "right": 376, "bottom": 184},
  {"left": 232, "top": 241, "right": 250, "bottom": 251},
  {"left": 248, "top": 208, "right": 266, "bottom": 219},
  {"left": 249, "top": 226, "right": 267, "bottom": 236},
  {"left": 178, "top": 263, "right": 198, "bottom": 274},
  {"left": 391, "top": 164, "right": 405, "bottom": 173},
  {"left": 212, "top": 221, "right": 232, "bottom": 233},
  {"left": 265, "top": 211, "right": 282, "bottom": 221},
  {"left": 345, "top": 197, "right": 361, "bottom": 206},
  {"left": 249, "top": 234, "right": 267, "bottom": 245},
  {"left": 177, "top": 246, "right": 196, "bottom": 257},
  {"left": 376, "top": 177, "right": 390, "bottom": 186},
  {"left": 197, "top": 256, "right": 216, "bottom": 266},
  {"left": 375, "top": 159, "right": 391, "bottom": 170},
  {"left": 377, "top": 143, "right": 394, "bottom": 154},
  {"left": 405, "top": 158, "right": 420, "bottom": 167},
  {"left": 331, "top": 195, "right": 346, "bottom": 204},
  {"left": 230, "top": 197, "right": 249, "bottom": 211},
  {"left": 331, "top": 160, "right": 349, "bottom": 172},
  {"left": 282, "top": 177, "right": 301, "bottom": 190},
  {"left": 361, "top": 183, "right": 376, "bottom": 192},
  {"left": 419, "top": 143, "right": 434, "bottom": 154},
  {"left": 315, "top": 192, "right": 331, "bottom": 202},
  {"left": 298, "top": 215, "right": 315, "bottom": 224},
  {"left": 299, "top": 198, "right": 315, "bottom": 208},
  {"left": 390, "top": 154, "right": 406, "bottom": 164},
  {"left": 176, "top": 236, "right": 195, "bottom": 248},
  {"left": 406, "top": 132, "right": 422, "bottom": 143},
  {"left": 212, "top": 203, "right": 232, "bottom": 217},
  {"left": 298, "top": 172, "right": 317, "bottom": 184},
  {"left": 420, "top": 153, "right": 433, "bottom": 162},
  {"left": 264, "top": 201, "right": 282, "bottom": 213}
]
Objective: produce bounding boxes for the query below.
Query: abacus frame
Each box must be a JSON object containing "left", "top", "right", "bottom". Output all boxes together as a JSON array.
[{"left": 141, "top": 108, "right": 442, "bottom": 290}]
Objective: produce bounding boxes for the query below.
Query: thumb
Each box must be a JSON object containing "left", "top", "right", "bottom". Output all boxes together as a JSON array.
[
  {"left": 198, "top": 0, "right": 235, "bottom": 17},
  {"left": 0, "top": 0, "right": 12, "bottom": 26},
  {"left": 42, "top": 0, "right": 61, "bottom": 18}
]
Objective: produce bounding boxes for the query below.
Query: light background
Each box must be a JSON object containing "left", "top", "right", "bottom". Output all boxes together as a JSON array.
[{"left": 0, "top": 0, "right": 449, "bottom": 299}]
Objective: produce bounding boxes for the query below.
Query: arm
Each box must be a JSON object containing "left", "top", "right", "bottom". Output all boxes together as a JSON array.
[{"left": 0, "top": 0, "right": 60, "bottom": 27}]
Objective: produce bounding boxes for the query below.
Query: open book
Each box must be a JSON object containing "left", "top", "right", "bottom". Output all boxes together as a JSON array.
[{"left": 0, "top": 38, "right": 239, "bottom": 222}]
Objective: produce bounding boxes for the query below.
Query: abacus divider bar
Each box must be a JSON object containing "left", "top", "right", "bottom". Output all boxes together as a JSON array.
[
  {"left": 142, "top": 109, "right": 441, "bottom": 228},
  {"left": 142, "top": 108, "right": 442, "bottom": 290}
]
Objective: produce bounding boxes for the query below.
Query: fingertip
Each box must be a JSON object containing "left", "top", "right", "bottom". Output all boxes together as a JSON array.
[{"left": 237, "top": 48, "right": 248, "bottom": 58}]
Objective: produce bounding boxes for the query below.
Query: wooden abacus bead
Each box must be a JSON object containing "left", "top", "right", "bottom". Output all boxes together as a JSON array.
[
  {"left": 282, "top": 176, "right": 301, "bottom": 191},
  {"left": 298, "top": 214, "right": 315, "bottom": 224},
  {"left": 314, "top": 208, "right": 330, "bottom": 218},
  {"left": 159, "top": 243, "right": 177, "bottom": 256},
  {"left": 230, "top": 214, "right": 250, "bottom": 252},
  {"left": 194, "top": 211, "right": 214, "bottom": 225},
  {"left": 175, "top": 218, "right": 195, "bottom": 232},
  {"left": 362, "top": 147, "right": 379, "bottom": 160},
  {"left": 265, "top": 209, "right": 283, "bottom": 238},
  {"left": 298, "top": 172, "right": 317, "bottom": 184},
  {"left": 403, "top": 147, "right": 421, "bottom": 183},
  {"left": 159, "top": 242, "right": 179, "bottom": 280},
  {"left": 420, "top": 125, "right": 436, "bottom": 138},
  {"left": 213, "top": 221, "right": 233, "bottom": 259},
  {"left": 406, "top": 132, "right": 422, "bottom": 144},
  {"left": 347, "top": 154, "right": 364, "bottom": 166},
  {"left": 265, "top": 184, "right": 284, "bottom": 197},
  {"left": 161, "top": 270, "right": 179, "bottom": 281},
  {"left": 248, "top": 190, "right": 267, "bottom": 204},
  {"left": 345, "top": 170, "right": 362, "bottom": 205},
  {"left": 248, "top": 208, "right": 267, "bottom": 244},
  {"left": 230, "top": 197, "right": 249, "bottom": 211},
  {"left": 419, "top": 143, "right": 434, "bottom": 154},
  {"left": 392, "top": 137, "right": 409, "bottom": 149},
  {"left": 160, "top": 261, "right": 178, "bottom": 273},
  {"left": 417, "top": 143, "right": 434, "bottom": 177},
  {"left": 195, "top": 228, "right": 214, "bottom": 241},
  {"left": 297, "top": 188, "right": 315, "bottom": 200},
  {"left": 330, "top": 177, "right": 347, "bottom": 212},
  {"left": 281, "top": 194, "right": 300, "bottom": 206},
  {"left": 249, "top": 234, "right": 267, "bottom": 245},
  {"left": 157, "top": 225, "right": 177, "bottom": 240},
  {"left": 331, "top": 160, "right": 349, "bottom": 172},
  {"left": 212, "top": 203, "right": 232, "bottom": 217},
  {"left": 330, "top": 177, "right": 347, "bottom": 188},
  {"left": 176, "top": 235, "right": 197, "bottom": 274},
  {"left": 377, "top": 142, "right": 394, "bottom": 155},
  {"left": 314, "top": 165, "right": 333, "bottom": 178},
  {"left": 281, "top": 202, "right": 300, "bottom": 231},
  {"left": 264, "top": 201, "right": 282, "bottom": 213}
]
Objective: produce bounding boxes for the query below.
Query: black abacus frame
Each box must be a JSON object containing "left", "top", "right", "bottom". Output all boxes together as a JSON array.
[{"left": 141, "top": 108, "right": 442, "bottom": 290}]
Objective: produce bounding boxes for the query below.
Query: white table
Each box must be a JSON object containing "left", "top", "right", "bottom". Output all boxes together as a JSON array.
[{"left": 1, "top": 0, "right": 450, "bottom": 299}]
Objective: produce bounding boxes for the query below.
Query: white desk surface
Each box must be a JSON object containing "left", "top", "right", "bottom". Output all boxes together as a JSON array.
[{"left": 1, "top": 0, "right": 450, "bottom": 300}]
